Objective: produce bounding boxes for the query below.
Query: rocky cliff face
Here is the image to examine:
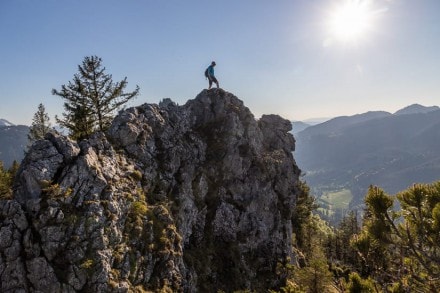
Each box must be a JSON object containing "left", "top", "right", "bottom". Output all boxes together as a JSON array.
[{"left": 0, "top": 89, "right": 301, "bottom": 292}]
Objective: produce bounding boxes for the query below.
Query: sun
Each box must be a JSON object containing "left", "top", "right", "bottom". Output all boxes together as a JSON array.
[{"left": 327, "top": 0, "right": 377, "bottom": 44}]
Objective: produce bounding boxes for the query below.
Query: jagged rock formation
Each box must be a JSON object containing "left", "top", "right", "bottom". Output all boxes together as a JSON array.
[{"left": 0, "top": 89, "right": 301, "bottom": 292}]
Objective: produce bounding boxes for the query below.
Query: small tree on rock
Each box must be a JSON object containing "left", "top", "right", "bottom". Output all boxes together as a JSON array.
[
  {"left": 28, "top": 103, "right": 52, "bottom": 143},
  {"left": 53, "top": 55, "right": 139, "bottom": 140}
]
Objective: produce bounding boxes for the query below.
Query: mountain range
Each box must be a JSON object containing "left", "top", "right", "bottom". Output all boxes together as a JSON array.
[
  {"left": 294, "top": 104, "right": 440, "bottom": 213},
  {"left": 0, "top": 121, "right": 29, "bottom": 167},
  {"left": 291, "top": 121, "right": 310, "bottom": 134},
  {"left": 291, "top": 117, "right": 331, "bottom": 134},
  {"left": 0, "top": 118, "right": 14, "bottom": 127}
]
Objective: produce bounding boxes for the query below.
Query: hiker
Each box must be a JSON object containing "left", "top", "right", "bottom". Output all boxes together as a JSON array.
[{"left": 205, "top": 61, "right": 219, "bottom": 89}]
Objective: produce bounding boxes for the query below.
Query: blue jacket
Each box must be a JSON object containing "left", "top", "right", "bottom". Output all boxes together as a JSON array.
[{"left": 207, "top": 65, "right": 215, "bottom": 77}]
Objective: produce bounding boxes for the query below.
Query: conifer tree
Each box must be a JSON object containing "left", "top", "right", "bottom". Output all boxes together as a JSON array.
[
  {"left": 0, "top": 161, "right": 19, "bottom": 200},
  {"left": 346, "top": 272, "right": 375, "bottom": 293},
  {"left": 352, "top": 183, "right": 440, "bottom": 291},
  {"left": 9, "top": 160, "right": 20, "bottom": 179},
  {"left": 327, "top": 211, "right": 361, "bottom": 268},
  {"left": 52, "top": 55, "right": 139, "bottom": 140},
  {"left": 351, "top": 186, "right": 396, "bottom": 282},
  {"left": 0, "top": 161, "right": 8, "bottom": 197},
  {"left": 293, "top": 243, "right": 333, "bottom": 293},
  {"left": 28, "top": 103, "right": 52, "bottom": 143},
  {"left": 292, "top": 180, "right": 318, "bottom": 249},
  {"left": 394, "top": 183, "right": 440, "bottom": 291}
]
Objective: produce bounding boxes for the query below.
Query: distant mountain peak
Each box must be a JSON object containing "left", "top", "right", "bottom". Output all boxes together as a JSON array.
[
  {"left": 394, "top": 104, "right": 439, "bottom": 116},
  {"left": 0, "top": 118, "right": 14, "bottom": 127},
  {"left": 291, "top": 121, "right": 311, "bottom": 134}
]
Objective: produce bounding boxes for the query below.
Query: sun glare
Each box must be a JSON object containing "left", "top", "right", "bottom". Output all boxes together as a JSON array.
[{"left": 327, "top": 0, "right": 378, "bottom": 44}]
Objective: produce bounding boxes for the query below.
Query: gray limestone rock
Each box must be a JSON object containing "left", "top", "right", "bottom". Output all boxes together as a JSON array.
[{"left": 0, "top": 89, "right": 300, "bottom": 292}]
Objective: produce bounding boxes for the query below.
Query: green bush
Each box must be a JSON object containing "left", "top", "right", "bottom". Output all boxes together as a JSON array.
[
  {"left": 130, "top": 170, "right": 143, "bottom": 181},
  {"left": 131, "top": 201, "right": 148, "bottom": 217}
]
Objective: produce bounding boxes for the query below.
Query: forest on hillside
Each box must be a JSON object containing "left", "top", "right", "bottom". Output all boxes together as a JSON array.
[
  {"left": 295, "top": 108, "right": 440, "bottom": 227},
  {"left": 283, "top": 181, "right": 440, "bottom": 292}
]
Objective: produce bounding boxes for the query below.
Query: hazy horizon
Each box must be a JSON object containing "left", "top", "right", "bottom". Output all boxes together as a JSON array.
[{"left": 2, "top": 100, "right": 439, "bottom": 127}]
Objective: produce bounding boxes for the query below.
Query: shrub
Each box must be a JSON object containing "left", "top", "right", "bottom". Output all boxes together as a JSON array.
[
  {"left": 131, "top": 201, "right": 148, "bottom": 217},
  {"left": 130, "top": 170, "right": 143, "bottom": 181},
  {"left": 80, "top": 259, "right": 94, "bottom": 270}
]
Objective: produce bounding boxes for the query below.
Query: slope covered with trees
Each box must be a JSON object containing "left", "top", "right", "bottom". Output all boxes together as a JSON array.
[
  {"left": 0, "top": 124, "right": 28, "bottom": 168},
  {"left": 295, "top": 106, "right": 440, "bottom": 223},
  {"left": 282, "top": 181, "right": 440, "bottom": 292}
]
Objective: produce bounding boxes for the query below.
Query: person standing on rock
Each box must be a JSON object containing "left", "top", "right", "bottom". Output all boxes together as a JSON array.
[{"left": 205, "top": 61, "right": 219, "bottom": 89}]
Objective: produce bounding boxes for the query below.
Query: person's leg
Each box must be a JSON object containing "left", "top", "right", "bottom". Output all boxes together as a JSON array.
[
  {"left": 208, "top": 78, "right": 213, "bottom": 89},
  {"left": 213, "top": 77, "right": 219, "bottom": 88}
]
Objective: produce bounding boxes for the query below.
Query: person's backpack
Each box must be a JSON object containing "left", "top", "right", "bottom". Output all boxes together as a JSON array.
[{"left": 204, "top": 68, "right": 209, "bottom": 78}]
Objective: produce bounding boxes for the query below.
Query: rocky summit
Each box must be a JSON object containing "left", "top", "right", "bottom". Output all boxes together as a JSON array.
[{"left": 0, "top": 89, "right": 301, "bottom": 292}]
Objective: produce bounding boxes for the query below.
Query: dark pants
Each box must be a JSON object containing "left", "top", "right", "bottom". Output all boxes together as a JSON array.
[{"left": 208, "top": 75, "right": 218, "bottom": 88}]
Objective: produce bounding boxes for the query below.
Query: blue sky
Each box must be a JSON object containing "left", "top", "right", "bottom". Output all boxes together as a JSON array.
[{"left": 1, "top": 0, "right": 439, "bottom": 125}]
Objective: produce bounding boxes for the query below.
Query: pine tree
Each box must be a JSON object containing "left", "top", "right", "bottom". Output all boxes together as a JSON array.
[
  {"left": 0, "top": 161, "right": 7, "bottom": 197},
  {"left": 52, "top": 55, "right": 139, "bottom": 140},
  {"left": 351, "top": 183, "right": 440, "bottom": 291},
  {"left": 351, "top": 186, "right": 396, "bottom": 283},
  {"left": 294, "top": 247, "right": 334, "bottom": 293},
  {"left": 9, "top": 160, "right": 20, "bottom": 179},
  {"left": 55, "top": 102, "right": 94, "bottom": 141},
  {"left": 394, "top": 183, "right": 440, "bottom": 291},
  {"left": 326, "top": 211, "right": 361, "bottom": 270},
  {"left": 292, "top": 180, "right": 318, "bottom": 249},
  {"left": 0, "top": 161, "right": 19, "bottom": 200},
  {"left": 346, "top": 272, "right": 375, "bottom": 293},
  {"left": 28, "top": 103, "right": 52, "bottom": 143}
]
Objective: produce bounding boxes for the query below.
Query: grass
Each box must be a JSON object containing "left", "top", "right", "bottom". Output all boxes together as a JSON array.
[
  {"left": 320, "top": 189, "right": 353, "bottom": 210},
  {"left": 80, "top": 259, "right": 94, "bottom": 269},
  {"left": 318, "top": 189, "right": 353, "bottom": 218}
]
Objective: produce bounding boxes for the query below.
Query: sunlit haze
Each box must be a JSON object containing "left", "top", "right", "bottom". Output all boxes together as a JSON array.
[
  {"left": 327, "top": 0, "right": 380, "bottom": 44},
  {"left": 0, "top": 0, "right": 439, "bottom": 125}
]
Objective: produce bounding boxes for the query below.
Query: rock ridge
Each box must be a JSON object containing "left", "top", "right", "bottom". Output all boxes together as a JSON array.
[{"left": 1, "top": 89, "right": 301, "bottom": 292}]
